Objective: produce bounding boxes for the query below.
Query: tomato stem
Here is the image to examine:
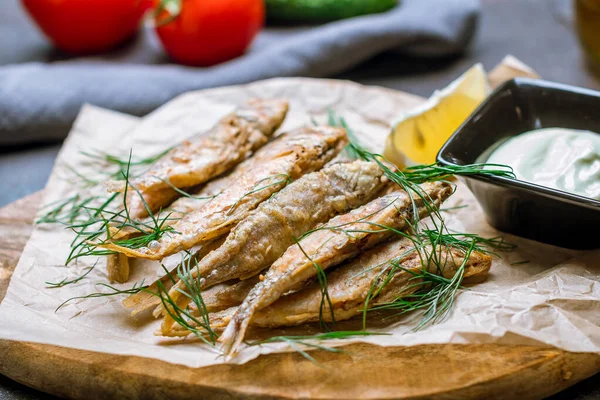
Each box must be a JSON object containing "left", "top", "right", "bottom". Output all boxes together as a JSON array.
[{"left": 154, "top": 0, "right": 182, "bottom": 26}]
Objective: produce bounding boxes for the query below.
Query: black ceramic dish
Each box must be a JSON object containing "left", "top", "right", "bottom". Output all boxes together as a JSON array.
[{"left": 437, "top": 78, "right": 600, "bottom": 250}]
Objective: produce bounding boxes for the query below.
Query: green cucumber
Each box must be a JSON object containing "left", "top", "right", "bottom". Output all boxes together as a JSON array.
[{"left": 266, "top": 0, "right": 399, "bottom": 22}]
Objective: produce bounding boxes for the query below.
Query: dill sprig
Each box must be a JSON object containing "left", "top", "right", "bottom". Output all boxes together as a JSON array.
[
  {"left": 163, "top": 251, "right": 218, "bottom": 345},
  {"left": 250, "top": 331, "right": 387, "bottom": 364},
  {"left": 81, "top": 148, "right": 171, "bottom": 169},
  {"left": 151, "top": 176, "right": 219, "bottom": 201},
  {"left": 54, "top": 253, "right": 218, "bottom": 346},
  {"left": 372, "top": 249, "right": 470, "bottom": 331},
  {"left": 45, "top": 261, "right": 98, "bottom": 288},
  {"left": 80, "top": 147, "right": 172, "bottom": 181},
  {"left": 327, "top": 112, "right": 514, "bottom": 231},
  {"left": 328, "top": 111, "right": 515, "bottom": 184},
  {"left": 39, "top": 146, "right": 171, "bottom": 226},
  {"left": 35, "top": 148, "right": 172, "bottom": 225},
  {"left": 358, "top": 223, "right": 514, "bottom": 331},
  {"left": 53, "top": 274, "right": 215, "bottom": 345},
  {"left": 59, "top": 152, "right": 178, "bottom": 265},
  {"left": 55, "top": 280, "right": 148, "bottom": 312},
  {"left": 294, "top": 238, "right": 336, "bottom": 331},
  {"left": 59, "top": 147, "right": 172, "bottom": 188},
  {"left": 36, "top": 193, "right": 119, "bottom": 226},
  {"left": 418, "top": 228, "right": 516, "bottom": 256}
]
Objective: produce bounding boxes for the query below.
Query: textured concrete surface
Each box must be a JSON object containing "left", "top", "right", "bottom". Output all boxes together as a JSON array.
[{"left": 0, "top": 0, "right": 599, "bottom": 399}]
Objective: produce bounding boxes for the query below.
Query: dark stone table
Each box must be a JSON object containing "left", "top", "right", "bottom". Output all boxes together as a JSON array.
[{"left": 1, "top": 0, "right": 599, "bottom": 398}]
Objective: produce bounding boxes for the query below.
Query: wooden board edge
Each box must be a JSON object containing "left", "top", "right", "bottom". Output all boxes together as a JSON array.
[{"left": 1, "top": 339, "right": 599, "bottom": 400}]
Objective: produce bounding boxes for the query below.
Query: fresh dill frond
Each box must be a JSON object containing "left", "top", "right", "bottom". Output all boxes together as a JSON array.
[
  {"left": 358, "top": 223, "right": 515, "bottom": 331},
  {"left": 36, "top": 193, "right": 119, "bottom": 226},
  {"left": 80, "top": 147, "right": 172, "bottom": 179},
  {"left": 45, "top": 261, "right": 98, "bottom": 288},
  {"left": 439, "top": 204, "right": 469, "bottom": 212},
  {"left": 65, "top": 152, "right": 180, "bottom": 264},
  {"left": 294, "top": 237, "right": 336, "bottom": 331},
  {"left": 369, "top": 242, "right": 472, "bottom": 331},
  {"left": 418, "top": 228, "right": 516, "bottom": 255},
  {"left": 151, "top": 176, "right": 220, "bottom": 201},
  {"left": 61, "top": 164, "right": 105, "bottom": 187},
  {"left": 250, "top": 331, "right": 386, "bottom": 364},
  {"left": 327, "top": 111, "right": 515, "bottom": 193},
  {"left": 60, "top": 147, "right": 172, "bottom": 188},
  {"left": 169, "top": 251, "right": 218, "bottom": 344},
  {"left": 55, "top": 280, "right": 148, "bottom": 312}
]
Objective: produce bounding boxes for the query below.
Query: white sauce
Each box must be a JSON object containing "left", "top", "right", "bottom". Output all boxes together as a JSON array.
[{"left": 486, "top": 128, "right": 600, "bottom": 200}]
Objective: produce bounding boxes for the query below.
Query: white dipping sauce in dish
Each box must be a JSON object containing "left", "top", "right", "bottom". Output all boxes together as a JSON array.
[{"left": 486, "top": 128, "right": 600, "bottom": 200}]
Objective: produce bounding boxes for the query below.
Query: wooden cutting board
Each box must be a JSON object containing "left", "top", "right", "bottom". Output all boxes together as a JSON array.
[{"left": 1, "top": 192, "right": 599, "bottom": 400}]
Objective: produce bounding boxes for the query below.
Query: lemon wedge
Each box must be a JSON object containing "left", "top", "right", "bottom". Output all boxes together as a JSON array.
[{"left": 385, "top": 63, "right": 490, "bottom": 166}]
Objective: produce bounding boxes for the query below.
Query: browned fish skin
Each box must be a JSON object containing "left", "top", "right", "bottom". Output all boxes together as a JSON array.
[
  {"left": 167, "top": 238, "right": 491, "bottom": 336},
  {"left": 159, "top": 160, "right": 389, "bottom": 333},
  {"left": 199, "top": 277, "right": 261, "bottom": 313},
  {"left": 101, "top": 126, "right": 348, "bottom": 260},
  {"left": 108, "top": 98, "right": 289, "bottom": 218},
  {"left": 218, "top": 182, "right": 453, "bottom": 354}
]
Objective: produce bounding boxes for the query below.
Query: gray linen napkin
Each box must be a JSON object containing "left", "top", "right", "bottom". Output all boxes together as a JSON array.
[{"left": 0, "top": 0, "right": 479, "bottom": 145}]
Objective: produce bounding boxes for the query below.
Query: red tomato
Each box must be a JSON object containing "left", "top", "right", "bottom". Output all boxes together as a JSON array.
[
  {"left": 155, "top": 0, "right": 264, "bottom": 67},
  {"left": 21, "top": 0, "right": 152, "bottom": 54}
]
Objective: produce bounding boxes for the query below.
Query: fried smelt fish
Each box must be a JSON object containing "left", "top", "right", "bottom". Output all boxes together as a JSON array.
[
  {"left": 218, "top": 182, "right": 452, "bottom": 355},
  {"left": 159, "top": 160, "right": 389, "bottom": 333},
  {"left": 106, "top": 125, "right": 343, "bottom": 283},
  {"left": 106, "top": 98, "right": 289, "bottom": 218},
  {"left": 100, "top": 126, "right": 348, "bottom": 260},
  {"left": 110, "top": 125, "right": 303, "bottom": 245},
  {"left": 168, "top": 237, "right": 491, "bottom": 336}
]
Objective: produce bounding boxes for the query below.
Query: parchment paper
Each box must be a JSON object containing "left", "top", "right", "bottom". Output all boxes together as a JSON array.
[{"left": 0, "top": 77, "right": 599, "bottom": 369}]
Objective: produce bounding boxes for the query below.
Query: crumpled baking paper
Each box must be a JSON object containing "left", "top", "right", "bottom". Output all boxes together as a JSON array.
[{"left": 0, "top": 77, "right": 598, "bottom": 368}]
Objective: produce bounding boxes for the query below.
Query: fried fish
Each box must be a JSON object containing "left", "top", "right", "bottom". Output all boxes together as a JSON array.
[
  {"left": 106, "top": 98, "right": 289, "bottom": 218},
  {"left": 101, "top": 126, "right": 348, "bottom": 260},
  {"left": 167, "top": 236, "right": 491, "bottom": 337},
  {"left": 158, "top": 160, "right": 390, "bottom": 333},
  {"left": 218, "top": 182, "right": 453, "bottom": 355}
]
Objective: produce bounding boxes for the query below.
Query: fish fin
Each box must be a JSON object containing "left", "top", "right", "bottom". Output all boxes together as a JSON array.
[
  {"left": 218, "top": 315, "right": 250, "bottom": 357},
  {"left": 93, "top": 242, "right": 162, "bottom": 260}
]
